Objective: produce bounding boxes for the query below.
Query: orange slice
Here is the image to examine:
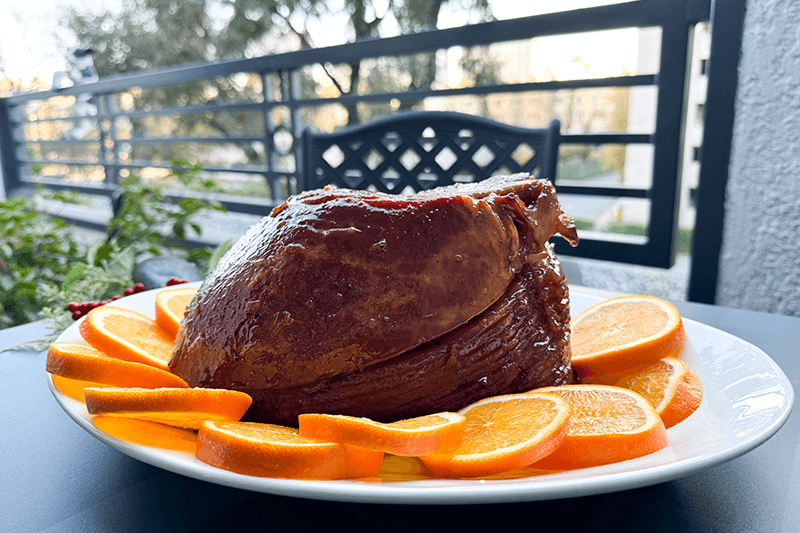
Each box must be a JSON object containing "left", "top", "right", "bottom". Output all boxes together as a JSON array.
[
  {"left": 570, "top": 295, "right": 686, "bottom": 379},
  {"left": 79, "top": 305, "right": 176, "bottom": 371},
  {"left": 419, "top": 392, "right": 570, "bottom": 478},
  {"left": 530, "top": 384, "right": 668, "bottom": 470},
  {"left": 46, "top": 342, "right": 188, "bottom": 389},
  {"left": 155, "top": 287, "right": 197, "bottom": 338},
  {"left": 615, "top": 357, "right": 703, "bottom": 429},
  {"left": 83, "top": 387, "right": 252, "bottom": 430},
  {"left": 196, "top": 421, "right": 385, "bottom": 479},
  {"left": 298, "top": 412, "right": 465, "bottom": 457}
]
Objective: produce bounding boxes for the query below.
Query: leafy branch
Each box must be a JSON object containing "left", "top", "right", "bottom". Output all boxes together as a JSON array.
[{"left": 2, "top": 159, "right": 229, "bottom": 350}]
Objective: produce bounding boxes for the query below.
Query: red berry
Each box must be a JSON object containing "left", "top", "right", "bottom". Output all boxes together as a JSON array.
[
  {"left": 67, "top": 302, "right": 79, "bottom": 312},
  {"left": 72, "top": 310, "right": 83, "bottom": 320},
  {"left": 124, "top": 287, "right": 134, "bottom": 296},
  {"left": 134, "top": 283, "right": 145, "bottom": 293},
  {"left": 111, "top": 295, "right": 121, "bottom": 301}
]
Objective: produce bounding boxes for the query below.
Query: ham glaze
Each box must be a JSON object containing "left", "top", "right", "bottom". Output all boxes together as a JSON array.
[{"left": 169, "top": 174, "right": 579, "bottom": 425}]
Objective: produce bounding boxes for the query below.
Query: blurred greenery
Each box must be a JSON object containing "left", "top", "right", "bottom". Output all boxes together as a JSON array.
[
  {"left": 27, "top": 146, "right": 43, "bottom": 175},
  {"left": 559, "top": 159, "right": 604, "bottom": 181},
  {"left": 572, "top": 218, "right": 595, "bottom": 231},
  {"left": 0, "top": 197, "right": 82, "bottom": 329},
  {"left": 106, "top": 160, "right": 225, "bottom": 268},
  {"left": 604, "top": 220, "right": 647, "bottom": 236},
  {"left": 603, "top": 221, "right": 693, "bottom": 254},
  {"left": 1, "top": 160, "right": 226, "bottom": 336},
  {"left": 677, "top": 226, "right": 693, "bottom": 255}
]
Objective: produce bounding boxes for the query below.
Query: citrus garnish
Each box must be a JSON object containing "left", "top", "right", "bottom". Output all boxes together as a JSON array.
[
  {"left": 419, "top": 392, "right": 571, "bottom": 478},
  {"left": 615, "top": 356, "right": 703, "bottom": 428},
  {"left": 298, "top": 412, "right": 465, "bottom": 457},
  {"left": 196, "top": 421, "right": 384, "bottom": 479},
  {"left": 46, "top": 342, "right": 188, "bottom": 389},
  {"left": 530, "top": 384, "right": 668, "bottom": 470},
  {"left": 154, "top": 287, "right": 197, "bottom": 338},
  {"left": 83, "top": 386, "right": 252, "bottom": 430},
  {"left": 79, "top": 305, "right": 176, "bottom": 371},
  {"left": 570, "top": 295, "right": 686, "bottom": 379}
]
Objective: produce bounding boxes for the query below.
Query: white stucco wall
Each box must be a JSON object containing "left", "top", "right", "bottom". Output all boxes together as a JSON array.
[{"left": 717, "top": 0, "right": 800, "bottom": 316}]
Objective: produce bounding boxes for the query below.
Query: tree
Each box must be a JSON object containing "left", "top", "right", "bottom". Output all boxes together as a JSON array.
[
  {"left": 67, "top": 0, "right": 496, "bottom": 127},
  {"left": 61, "top": 0, "right": 502, "bottom": 195}
]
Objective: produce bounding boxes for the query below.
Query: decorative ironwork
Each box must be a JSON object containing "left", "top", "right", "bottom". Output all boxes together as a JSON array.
[{"left": 302, "top": 112, "right": 560, "bottom": 194}]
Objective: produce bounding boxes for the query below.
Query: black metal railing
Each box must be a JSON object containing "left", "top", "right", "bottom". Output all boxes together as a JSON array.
[{"left": 1, "top": 0, "right": 742, "bottom": 301}]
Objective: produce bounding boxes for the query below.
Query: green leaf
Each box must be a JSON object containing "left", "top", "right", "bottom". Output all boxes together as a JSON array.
[
  {"left": 87, "top": 240, "right": 114, "bottom": 266},
  {"left": 63, "top": 264, "right": 88, "bottom": 291},
  {"left": 172, "top": 221, "right": 186, "bottom": 240},
  {"left": 206, "top": 239, "right": 233, "bottom": 274},
  {"left": 14, "top": 281, "right": 37, "bottom": 298},
  {"left": 178, "top": 198, "right": 204, "bottom": 215}
]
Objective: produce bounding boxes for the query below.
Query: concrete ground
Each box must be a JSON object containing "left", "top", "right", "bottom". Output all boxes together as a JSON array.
[{"left": 561, "top": 255, "right": 690, "bottom": 301}]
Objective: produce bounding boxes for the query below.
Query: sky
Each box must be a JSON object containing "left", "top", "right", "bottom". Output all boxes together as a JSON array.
[{"left": 0, "top": 0, "right": 628, "bottom": 84}]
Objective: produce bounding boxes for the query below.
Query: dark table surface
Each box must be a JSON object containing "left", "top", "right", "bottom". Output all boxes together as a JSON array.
[{"left": 2, "top": 287, "right": 798, "bottom": 533}]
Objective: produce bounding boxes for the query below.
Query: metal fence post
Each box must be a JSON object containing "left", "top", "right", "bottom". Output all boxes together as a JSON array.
[
  {"left": 687, "top": 0, "right": 748, "bottom": 304},
  {"left": 0, "top": 97, "right": 21, "bottom": 200},
  {"left": 289, "top": 69, "right": 302, "bottom": 198},
  {"left": 261, "top": 72, "right": 275, "bottom": 200}
]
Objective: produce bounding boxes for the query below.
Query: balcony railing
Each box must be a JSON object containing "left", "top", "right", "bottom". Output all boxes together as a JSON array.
[{"left": 0, "top": 0, "right": 743, "bottom": 303}]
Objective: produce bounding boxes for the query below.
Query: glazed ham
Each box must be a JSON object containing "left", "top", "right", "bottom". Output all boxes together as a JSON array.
[{"left": 169, "top": 174, "right": 579, "bottom": 425}]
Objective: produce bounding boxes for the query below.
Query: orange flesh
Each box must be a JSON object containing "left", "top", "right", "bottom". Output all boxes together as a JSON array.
[
  {"left": 167, "top": 293, "right": 194, "bottom": 319},
  {"left": 555, "top": 388, "right": 647, "bottom": 435},
  {"left": 156, "top": 288, "right": 198, "bottom": 337},
  {"left": 102, "top": 315, "right": 173, "bottom": 364},
  {"left": 458, "top": 397, "right": 561, "bottom": 454},
  {"left": 616, "top": 357, "right": 703, "bottom": 428},
  {"left": 572, "top": 301, "right": 669, "bottom": 355},
  {"left": 620, "top": 359, "right": 674, "bottom": 411},
  {"left": 530, "top": 385, "right": 668, "bottom": 470}
]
